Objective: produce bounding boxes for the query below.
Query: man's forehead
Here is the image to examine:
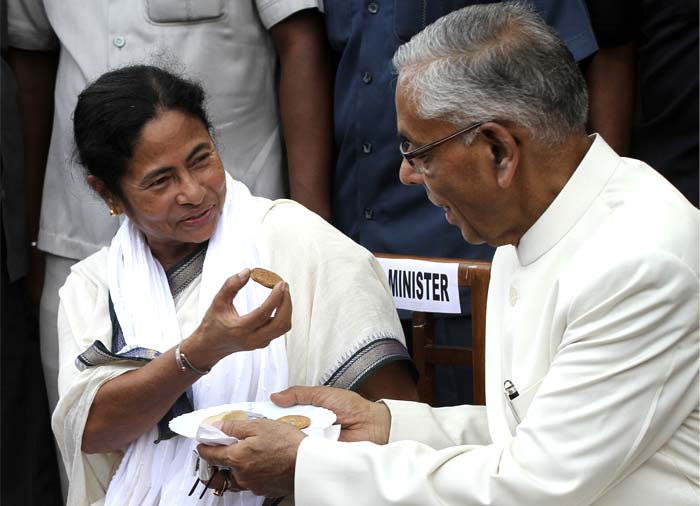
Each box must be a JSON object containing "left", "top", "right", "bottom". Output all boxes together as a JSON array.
[
  {"left": 395, "top": 82, "right": 413, "bottom": 112},
  {"left": 395, "top": 84, "right": 420, "bottom": 135}
]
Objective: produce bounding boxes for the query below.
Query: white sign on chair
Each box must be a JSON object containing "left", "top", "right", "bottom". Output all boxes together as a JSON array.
[{"left": 375, "top": 257, "right": 461, "bottom": 314}]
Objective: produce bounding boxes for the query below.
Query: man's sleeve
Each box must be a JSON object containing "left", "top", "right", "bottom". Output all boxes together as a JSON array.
[
  {"left": 383, "top": 400, "right": 490, "bottom": 448},
  {"left": 255, "top": 0, "right": 322, "bottom": 30},
  {"left": 294, "top": 249, "right": 698, "bottom": 505},
  {"left": 7, "top": 0, "right": 58, "bottom": 50},
  {"left": 532, "top": 0, "right": 598, "bottom": 61}
]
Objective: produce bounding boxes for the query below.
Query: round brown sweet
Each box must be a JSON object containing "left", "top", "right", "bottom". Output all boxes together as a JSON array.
[
  {"left": 250, "top": 268, "right": 284, "bottom": 288},
  {"left": 201, "top": 409, "right": 251, "bottom": 426},
  {"left": 276, "top": 414, "right": 311, "bottom": 430}
]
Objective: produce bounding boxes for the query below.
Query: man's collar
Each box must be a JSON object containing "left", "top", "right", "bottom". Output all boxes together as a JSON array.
[{"left": 515, "top": 134, "right": 619, "bottom": 266}]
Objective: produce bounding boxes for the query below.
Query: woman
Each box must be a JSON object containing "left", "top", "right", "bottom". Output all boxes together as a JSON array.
[{"left": 52, "top": 65, "right": 417, "bottom": 506}]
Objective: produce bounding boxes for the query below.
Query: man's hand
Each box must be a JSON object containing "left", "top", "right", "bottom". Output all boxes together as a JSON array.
[
  {"left": 197, "top": 387, "right": 392, "bottom": 496},
  {"left": 196, "top": 419, "right": 305, "bottom": 497},
  {"left": 272, "top": 386, "right": 391, "bottom": 444}
]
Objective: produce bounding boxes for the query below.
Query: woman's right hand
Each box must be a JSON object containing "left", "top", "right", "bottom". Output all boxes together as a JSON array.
[
  {"left": 184, "top": 269, "right": 292, "bottom": 368},
  {"left": 83, "top": 270, "right": 290, "bottom": 454}
]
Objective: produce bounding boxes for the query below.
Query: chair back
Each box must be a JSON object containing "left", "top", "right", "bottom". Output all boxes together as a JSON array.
[{"left": 374, "top": 253, "right": 491, "bottom": 405}]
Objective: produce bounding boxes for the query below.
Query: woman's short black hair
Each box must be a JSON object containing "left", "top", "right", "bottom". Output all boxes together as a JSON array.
[{"left": 73, "top": 65, "right": 212, "bottom": 198}]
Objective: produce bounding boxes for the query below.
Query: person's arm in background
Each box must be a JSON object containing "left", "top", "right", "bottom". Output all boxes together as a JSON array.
[
  {"left": 585, "top": 0, "right": 637, "bottom": 155},
  {"left": 586, "top": 43, "right": 636, "bottom": 154},
  {"left": 6, "top": 47, "right": 58, "bottom": 304},
  {"left": 270, "top": 9, "right": 334, "bottom": 221}
]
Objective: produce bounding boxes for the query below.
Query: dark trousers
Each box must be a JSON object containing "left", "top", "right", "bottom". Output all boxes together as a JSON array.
[{"left": 1, "top": 240, "right": 62, "bottom": 505}]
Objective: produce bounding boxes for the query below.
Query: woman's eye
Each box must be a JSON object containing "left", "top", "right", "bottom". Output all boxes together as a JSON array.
[
  {"left": 149, "top": 176, "right": 170, "bottom": 188},
  {"left": 193, "top": 153, "right": 211, "bottom": 167}
]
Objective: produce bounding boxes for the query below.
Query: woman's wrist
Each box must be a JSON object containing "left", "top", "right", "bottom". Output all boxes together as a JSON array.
[
  {"left": 175, "top": 342, "right": 210, "bottom": 375},
  {"left": 178, "top": 331, "right": 220, "bottom": 373}
]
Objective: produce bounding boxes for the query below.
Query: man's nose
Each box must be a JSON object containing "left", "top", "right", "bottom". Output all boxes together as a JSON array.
[{"left": 399, "top": 157, "right": 425, "bottom": 186}]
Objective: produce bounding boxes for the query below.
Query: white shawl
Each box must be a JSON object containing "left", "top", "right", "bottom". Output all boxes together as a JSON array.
[
  {"left": 53, "top": 189, "right": 409, "bottom": 506},
  {"left": 104, "top": 175, "right": 288, "bottom": 506}
]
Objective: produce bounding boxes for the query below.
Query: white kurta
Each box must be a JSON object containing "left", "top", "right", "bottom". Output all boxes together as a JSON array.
[
  {"left": 52, "top": 199, "right": 407, "bottom": 506},
  {"left": 295, "top": 136, "right": 700, "bottom": 505},
  {"left": 7, "top": 0, "right": 321, "bottom": 260}
]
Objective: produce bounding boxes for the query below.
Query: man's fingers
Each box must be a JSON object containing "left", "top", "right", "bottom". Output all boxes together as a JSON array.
[
  {"left": 196, "top": 442, "right": 235, "bottom": 468},
  {"left": 271, "top": 386, "right": 314, "bottom": 407},
  {"left": 196, "top": 420, "right": 260, "bottom": 466},
  {"left": 271, "top": 386, "right": 337, "bottom": 408},
  {"left": 213, "top": 419, "right": 263, "bottom": 440}
]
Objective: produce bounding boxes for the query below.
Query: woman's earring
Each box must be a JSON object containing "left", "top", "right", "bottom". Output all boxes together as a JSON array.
[{"left": 109, "top": 207, "right": 117, "bottom": 216}]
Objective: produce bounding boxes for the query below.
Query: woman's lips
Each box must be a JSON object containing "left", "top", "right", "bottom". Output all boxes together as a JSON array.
[{"left": 180, "top": 205, "right": 215, "bottom": 226}]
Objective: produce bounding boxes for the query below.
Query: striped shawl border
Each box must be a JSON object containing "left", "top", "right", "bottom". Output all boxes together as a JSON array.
[{"left": 323, "top": 336, "right": 416, "bottom": 391}]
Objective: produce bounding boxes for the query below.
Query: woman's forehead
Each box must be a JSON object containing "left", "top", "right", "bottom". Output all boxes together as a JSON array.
[
  {"left": 127, "top": 111, "right": 212, "bottom": 177},
  {"left": 138, "top": 110, "right": 209, "bottom": 145}
]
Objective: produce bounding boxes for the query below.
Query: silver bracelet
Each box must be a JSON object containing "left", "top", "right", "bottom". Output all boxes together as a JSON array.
[{"left": 175, "top": 342, "right": 210, "bottom": 376}]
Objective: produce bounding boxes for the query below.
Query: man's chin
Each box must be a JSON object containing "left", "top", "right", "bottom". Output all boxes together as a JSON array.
[
  {"left": 462, "top": 232, "right": 487, "bottom": 245},
  {"left": 458, "top": 225, "right": 486, "bottom": 245},
  {"left": 444, "top": 214, "right": 487, "bottom": 245}
]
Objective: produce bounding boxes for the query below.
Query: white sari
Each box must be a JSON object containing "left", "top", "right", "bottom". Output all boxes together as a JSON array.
[
  {"left": 53, "top": 180, "right": 410, "bottom": 506},
  {"left": 101, "top": 176, "right": 286, "bottom": 505}
]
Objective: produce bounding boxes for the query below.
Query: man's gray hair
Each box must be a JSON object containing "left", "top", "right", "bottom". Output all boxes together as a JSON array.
[{"left": 393, "top": 2, "right": 588, "bottom": 144}]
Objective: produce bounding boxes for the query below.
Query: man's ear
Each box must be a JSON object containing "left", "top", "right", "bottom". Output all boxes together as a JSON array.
[
  {"left": 479, "top": 122, "right": 519, "bottom": 189},
  {"left": 87, "top": 175, "right": 122, "bottom": 214}
]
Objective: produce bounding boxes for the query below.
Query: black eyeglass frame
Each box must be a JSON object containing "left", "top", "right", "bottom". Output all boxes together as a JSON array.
[{"left": 400, "top": 121, "right": 483, "bottom": 166}]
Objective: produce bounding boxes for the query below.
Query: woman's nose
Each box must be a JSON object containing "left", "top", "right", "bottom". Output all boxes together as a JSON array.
[
  {"left": 399, "top": 157, "right": 425, "bottom": 186},
  {"left": 176, "top": 172, "right": 206, "bottom": 205}
]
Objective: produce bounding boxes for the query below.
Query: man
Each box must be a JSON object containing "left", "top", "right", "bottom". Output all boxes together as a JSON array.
[
  {"left": 322, "top": 0, "right": 598, "bottom": 406},
  {"left": 198, "top": 4, "right": 699, "bottom": 505}
]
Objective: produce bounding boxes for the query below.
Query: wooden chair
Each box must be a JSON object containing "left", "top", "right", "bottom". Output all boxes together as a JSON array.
[{"left": 374, "top": 253, "right": 491, "bottom": 406}]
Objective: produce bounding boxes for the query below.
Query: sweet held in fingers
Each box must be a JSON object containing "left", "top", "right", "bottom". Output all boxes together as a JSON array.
[{"left": 250, "top": 268, "right": 284, "bottom": 288}]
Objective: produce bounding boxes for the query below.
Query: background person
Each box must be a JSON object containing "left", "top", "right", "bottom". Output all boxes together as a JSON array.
[
  {"left": 584, "top": 0, "right": 699, "bottom": 206},
  {"left": 197, "top": 5, "right": 699, "bottom": 505},
  {"left": 53, "top": 65, "right": 416, "bottom": 506},
  {"left": 1, "top": 4, "right": 62, "bottom": 503}
]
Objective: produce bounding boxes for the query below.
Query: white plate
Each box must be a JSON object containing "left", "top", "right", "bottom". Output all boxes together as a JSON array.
[{"left": 169, "top": 401, "right": 339, "bottom": 445}]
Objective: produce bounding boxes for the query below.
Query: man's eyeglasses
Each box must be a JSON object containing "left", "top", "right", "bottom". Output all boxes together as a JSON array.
[{"left": 399, "top": 121, "right": 483, "bottom": 167}]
